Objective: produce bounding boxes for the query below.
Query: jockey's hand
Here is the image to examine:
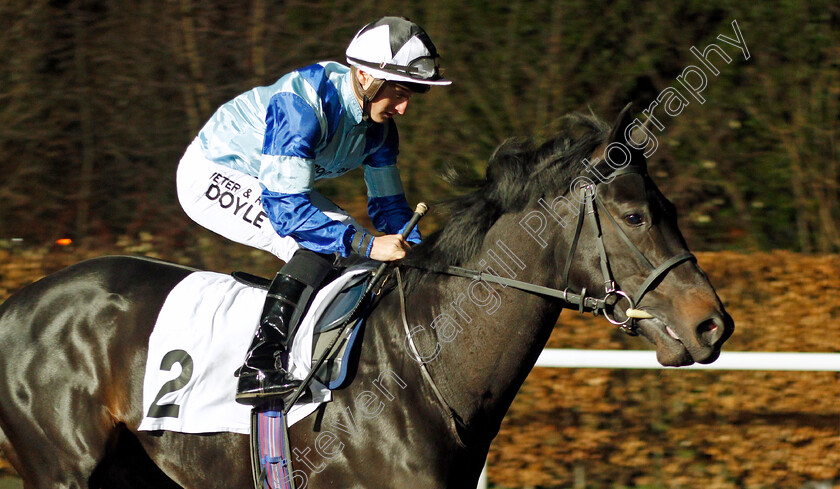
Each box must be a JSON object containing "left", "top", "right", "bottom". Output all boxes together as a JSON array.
[{"left": 370, "top": 234, "right": 411, "bottom": 262}]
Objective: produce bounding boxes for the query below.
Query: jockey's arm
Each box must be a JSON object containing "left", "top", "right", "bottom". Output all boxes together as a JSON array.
[
  {"left": 259, "top": 92, "right": 417, "bottom": 261},
  {"left": 259, "top": 185, "right": 411, "bottom": 261},
  {"left": 362, "top": 121, "right": 422, "bottom": 250},
  {"left": 362, "top": 168, "right": 422, "bottom": 262},
  {"left": 257, "top": 92, "right": 374, "bottom": 258}
]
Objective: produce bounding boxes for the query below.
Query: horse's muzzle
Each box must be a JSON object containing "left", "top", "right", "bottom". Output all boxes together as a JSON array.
[{"left": 634, "top": 308, "right": 734, "bottom": 367}]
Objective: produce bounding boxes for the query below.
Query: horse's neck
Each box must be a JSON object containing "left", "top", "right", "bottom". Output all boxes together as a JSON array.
[{"left": 406, "top": 215, "right": 562, "bottom": 443}]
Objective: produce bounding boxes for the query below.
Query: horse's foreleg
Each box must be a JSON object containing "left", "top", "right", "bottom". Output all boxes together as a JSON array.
[
  {"left": 0, "top": 362, "right": 117, "bottom": 489},
  {"left": 0, "top": 402, "right": 116, "bottom": 489},
  {"left": 0, "top": 424, "right": 23, "bottom": 478},
  {"left": 137, "top": 430, "right": 253, "bottom": 489}
]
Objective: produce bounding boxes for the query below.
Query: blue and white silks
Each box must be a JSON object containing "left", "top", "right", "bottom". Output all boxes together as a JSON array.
[{"left": 196, "top": 61, "right": 420, "bottom": 256}]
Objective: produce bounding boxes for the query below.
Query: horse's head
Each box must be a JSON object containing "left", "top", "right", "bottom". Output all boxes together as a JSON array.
[
  {"left": 548, "top": 105, "right": 734, "bottom": 366},
  {"left": 406, "top": 105, "right": 733, "bottom": 367}
]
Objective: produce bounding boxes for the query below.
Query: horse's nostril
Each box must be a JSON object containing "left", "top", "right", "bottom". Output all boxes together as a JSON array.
[
  {"left": 696, "top": 317, "right": 723, "bottom": 345},
  {"left": 698, "top": 318, "right": 717, "bottom": 334}
]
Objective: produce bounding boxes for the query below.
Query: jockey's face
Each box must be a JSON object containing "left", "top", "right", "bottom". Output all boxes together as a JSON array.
[
  {"left": 367, "top": 82, "right": 413, "bottom": 123},
  {"left": 356, "top": 69, "right": 415, "bottom": 124}
]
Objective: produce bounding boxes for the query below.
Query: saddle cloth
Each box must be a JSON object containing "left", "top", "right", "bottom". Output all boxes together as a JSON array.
[{"left": 138, "top": 265, "right": 374, "bottom": 434}]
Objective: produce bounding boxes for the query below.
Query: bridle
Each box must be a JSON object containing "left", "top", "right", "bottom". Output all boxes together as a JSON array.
[
  {"left": 557, "top": 165, "right": 696, "bottom": 334},
  {"left": 389, "top": 166, "right": 696, "bottom": 447},
  {"left": 399, "top": 166, "right": 696, "bottom": 335}
]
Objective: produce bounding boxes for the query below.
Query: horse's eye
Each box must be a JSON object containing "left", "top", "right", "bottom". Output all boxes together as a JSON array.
[{"left": 623, "top": 213, "right": 645, "bottom": 227}]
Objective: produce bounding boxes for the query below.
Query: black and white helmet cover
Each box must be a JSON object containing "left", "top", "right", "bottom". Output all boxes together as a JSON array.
[{"left": 346, "top": 16, "right": 451, "bottom": 88}]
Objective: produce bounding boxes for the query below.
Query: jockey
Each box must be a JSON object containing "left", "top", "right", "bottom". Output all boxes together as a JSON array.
[{"left": 176, "top": 16, "right": 451, "bottom": 405}]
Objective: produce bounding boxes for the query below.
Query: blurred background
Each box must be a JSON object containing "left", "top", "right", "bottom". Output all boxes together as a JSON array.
[{"left": 0, "top": 0, "right": 837, "bottom": 488}]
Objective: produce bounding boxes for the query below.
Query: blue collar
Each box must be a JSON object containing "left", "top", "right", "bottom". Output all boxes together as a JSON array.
[{"left": 340, "top": 71, "right": 364, "bottom": 125}]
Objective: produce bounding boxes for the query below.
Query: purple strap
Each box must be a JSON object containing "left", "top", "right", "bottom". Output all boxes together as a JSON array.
[{"left": 258, "top": 408, "right": 294, "bottom": 489}]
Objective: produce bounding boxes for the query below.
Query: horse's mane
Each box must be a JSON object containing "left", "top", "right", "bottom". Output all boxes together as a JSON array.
[{"left": 403, "top": 112, "right": 610, "bottom": 275}]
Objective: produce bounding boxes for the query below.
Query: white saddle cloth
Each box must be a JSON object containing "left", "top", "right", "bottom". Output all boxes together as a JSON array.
[{"left": 138, "top": 266, "right": 372, "bottom": 434}]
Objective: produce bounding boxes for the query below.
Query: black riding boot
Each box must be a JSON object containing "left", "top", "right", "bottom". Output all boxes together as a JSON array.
[{"left": 235, "top": 250, "right": 333, "bottom": 405}]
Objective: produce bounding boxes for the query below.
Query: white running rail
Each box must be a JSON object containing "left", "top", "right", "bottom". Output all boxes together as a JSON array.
[
  {"left": 476, "top": 349, "right": 840, "bottom": 489},
  {"left": 535, "top": 349, "right": 840, "bottom": 371}
]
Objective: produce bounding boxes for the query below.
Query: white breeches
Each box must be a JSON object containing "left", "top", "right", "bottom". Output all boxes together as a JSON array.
[{"left": 176, "top": 138, "right": 363, "bottom": 262}]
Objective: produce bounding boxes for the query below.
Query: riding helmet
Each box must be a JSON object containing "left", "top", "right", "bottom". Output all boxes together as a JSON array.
[{"left": 346, "top": 16, "right": 451, "bottom": 95}]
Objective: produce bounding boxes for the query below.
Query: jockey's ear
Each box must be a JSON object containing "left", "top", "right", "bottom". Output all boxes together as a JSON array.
[{"left": 355, "top": 69, "right": 375, "bottom": 90}]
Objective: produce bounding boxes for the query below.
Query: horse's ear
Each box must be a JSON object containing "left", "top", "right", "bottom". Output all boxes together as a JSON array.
[
  {"left": 629, "top": 117, "right": 654, "bottom": 146},
  {"left": 608, "top": 103, "right": 635, "bottom": 143}
]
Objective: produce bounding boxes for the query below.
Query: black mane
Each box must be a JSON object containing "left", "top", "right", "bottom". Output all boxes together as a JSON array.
[{"left": 404, "top": 112, "right": 611, "bottom": 271}]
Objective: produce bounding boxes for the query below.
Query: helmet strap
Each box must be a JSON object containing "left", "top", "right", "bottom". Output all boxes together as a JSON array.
[{"left": 351, "top": 67, "right": 386, "bottom": 122}]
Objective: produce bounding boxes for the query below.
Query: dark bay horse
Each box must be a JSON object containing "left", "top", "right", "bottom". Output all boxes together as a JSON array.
[{"left": 0, "top": 106, "right": 733, "bottom": 488}]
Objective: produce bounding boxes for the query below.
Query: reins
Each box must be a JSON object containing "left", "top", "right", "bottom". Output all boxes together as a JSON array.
[
  {"left": 395, "top": 268, "right": 469, "bottom": 448},
  {"left": 382, "top": 168, "right": 697, "bottom": 448},
  {"left": 397, "top": 166, "right": 696, "bottom": 336}
]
